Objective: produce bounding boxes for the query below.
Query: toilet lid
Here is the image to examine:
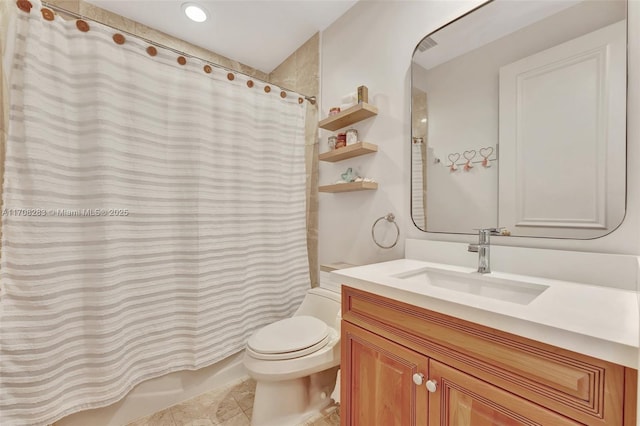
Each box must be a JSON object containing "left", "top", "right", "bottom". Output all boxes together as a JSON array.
[{"left": 248, "top": 315, "right": 329, "bottom": 355}]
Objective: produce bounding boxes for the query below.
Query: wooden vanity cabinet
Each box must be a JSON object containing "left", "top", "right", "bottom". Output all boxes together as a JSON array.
[
  {"left": 340, "top": 286, "right": 637, "bottom": 426},
  {"left": 342, "top": 321, "right": 428, "bottom": 425}
]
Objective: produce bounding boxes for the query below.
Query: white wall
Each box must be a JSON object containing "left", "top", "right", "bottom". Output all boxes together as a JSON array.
[
  {"left": 319, "top": 0, "right": 484, "bottom": 266},
  {"left": 319, "top": 0, "right": 640, "bottom": 268},
  {"left": 417, "top": 43, "right": 499, "bottom": 233}
]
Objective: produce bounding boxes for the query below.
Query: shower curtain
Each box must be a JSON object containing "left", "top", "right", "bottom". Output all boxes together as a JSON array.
[{"left": 0, "top": 2, "right": 310, "bottom": 425}]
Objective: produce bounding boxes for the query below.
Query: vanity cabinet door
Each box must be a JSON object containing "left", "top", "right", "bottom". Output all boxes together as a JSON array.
[
  {"left": 428, "top": 360, "right": 582, "bottom": 426},
  {"left": 341, "top": 321, "right": 428, "bottom": 426}
]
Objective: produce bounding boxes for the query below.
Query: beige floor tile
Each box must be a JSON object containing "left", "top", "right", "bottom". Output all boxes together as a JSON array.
[
  {"left": 310, "top": 418, "right": 332, "bottom": 426},
  {"left": 180, "top": 387, "right": 243, "bottom": 424},
  {"left": 170, "top": 387, "right": 242, "bottom": 425},
  {"left": 169, "top": 396, "right": 213, "bottom": 425},
  {"left": 217, "top": 412, "right": 250, "bottom": 426},
  {"left": 307, "top": 411, "right": 340, "bottom": 426},
  {"left": 233, "top": 392, "right": 254, "bottom": 411},
  {"left": 324, "top": 410, "right": 340, "bottom": 425},
  {"left": 301, "top": 417, "right": 319, "bottom": 426},
  {"left": 125, "top": 417, "right": 149, "bottom": 426},
  {"left": 131, "top": 378, "right": 341, "bottom": 426},
  {"left": 209, "top": 393, "right": 243, "bottom": 424},
  {"left": 181, "top": 420, "right": 214, "bottom": 426},
  {"left": 133, "top": 408, "right": 175, "bottom": 426},
  {"left": 229, "top": 379, "right": 256, "bottom": 411},
  {"left": 302, "top": 404, "right": 340, "bottom": 426},
  {"left": 242, "top": 406, "right": 252, "bottom": 421},
  {"left": 170, "top": 389, "right": 223, "bottom": 424},
  {"left": 229, "top": 379, "right": 256, "bottom": 395}
]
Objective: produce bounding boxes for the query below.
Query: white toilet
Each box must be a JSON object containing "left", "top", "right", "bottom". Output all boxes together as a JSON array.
[{"left": 243, "top": 272, "right": 341, "bottom": 426}]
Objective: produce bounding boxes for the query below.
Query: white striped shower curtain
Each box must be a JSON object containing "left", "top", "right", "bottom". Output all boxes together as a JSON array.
[{"left": 0, "top": 2, "right": 310, "bottom": 425}]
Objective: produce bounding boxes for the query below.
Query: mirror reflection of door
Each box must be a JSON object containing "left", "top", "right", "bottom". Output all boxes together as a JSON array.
[
  {"left": 499, "top": 20, "right": 626, "bottom": 238},
  {"left": 410, "top": 0, "right": 627, "bottom": 239}
]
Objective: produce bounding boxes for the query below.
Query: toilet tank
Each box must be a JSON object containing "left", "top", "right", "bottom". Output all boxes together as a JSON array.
[{"left": 294, "top": 272, "right": 341, "bottom": 328}]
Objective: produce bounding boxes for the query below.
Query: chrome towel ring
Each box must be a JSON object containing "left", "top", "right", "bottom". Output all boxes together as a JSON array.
[{"left": 372, "top": 213, "right": 400, "bottom": 249}]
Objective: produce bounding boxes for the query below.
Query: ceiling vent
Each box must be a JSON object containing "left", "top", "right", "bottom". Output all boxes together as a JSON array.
[{"left": 417, "top": 37, "right": 438, "bottom": 52}]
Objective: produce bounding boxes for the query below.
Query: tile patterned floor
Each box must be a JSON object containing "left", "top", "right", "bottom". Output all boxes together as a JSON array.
[{"left": 125, "top": 378, "right": 340, "bottom": 426}]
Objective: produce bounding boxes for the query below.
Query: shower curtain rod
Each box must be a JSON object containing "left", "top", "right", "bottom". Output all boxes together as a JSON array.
[{"left": 41, "top": 1, "right": 318, "bottom": 105}]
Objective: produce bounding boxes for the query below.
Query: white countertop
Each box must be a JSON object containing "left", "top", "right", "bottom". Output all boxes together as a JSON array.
[{"left": 333, "top": 259, "right": 639, "bottom": 368}]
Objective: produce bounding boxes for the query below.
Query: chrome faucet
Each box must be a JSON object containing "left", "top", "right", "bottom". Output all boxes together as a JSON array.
[{"left": 468, "top": 228, "right": 502, "bottom": 274}]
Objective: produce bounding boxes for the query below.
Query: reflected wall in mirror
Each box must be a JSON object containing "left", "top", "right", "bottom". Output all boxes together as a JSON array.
[{"left": 411, "top": 0, "right": 627, "bottom": 238}]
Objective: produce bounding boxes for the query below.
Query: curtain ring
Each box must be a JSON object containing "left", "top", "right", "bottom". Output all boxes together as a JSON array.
[{"left": 372, "top": 213, "right": 400, "bottom": 249}]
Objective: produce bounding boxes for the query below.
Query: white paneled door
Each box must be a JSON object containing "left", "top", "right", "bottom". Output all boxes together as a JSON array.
[{"left": 498, "top": 20, "right": 626, "bottom": 238}]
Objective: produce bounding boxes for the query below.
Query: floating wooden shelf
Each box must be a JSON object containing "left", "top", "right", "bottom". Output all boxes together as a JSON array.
[
  {"left": 319, "top": 142, "right": 378, "bottom": 162},
  {"left": 319, "top": 181, "right": 378, "bottom": 193},
  {"left": 319, "top": 103, "right": 378, "bottom": 131}
]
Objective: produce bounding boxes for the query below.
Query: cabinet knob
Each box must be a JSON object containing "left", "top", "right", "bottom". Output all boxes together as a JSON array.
[
  {"left": 426, "top": 379, "right": 438, "bottom": 393},
  {"left": 412, "top": 373, "right": 425, "bottom": 386}
]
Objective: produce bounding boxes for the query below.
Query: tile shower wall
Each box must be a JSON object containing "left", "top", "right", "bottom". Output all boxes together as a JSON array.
[{"left": 0, "top": 0, "right": 320, "bottom": 279}]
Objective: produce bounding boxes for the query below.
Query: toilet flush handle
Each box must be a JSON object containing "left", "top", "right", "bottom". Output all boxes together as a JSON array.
[{"left": 412, "top": 373, "right": 425, "bottom": 386}]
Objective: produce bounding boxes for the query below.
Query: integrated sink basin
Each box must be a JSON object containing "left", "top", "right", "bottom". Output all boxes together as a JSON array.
[{"left": 393, "top": 267, "right": 549, "bottom": 305}]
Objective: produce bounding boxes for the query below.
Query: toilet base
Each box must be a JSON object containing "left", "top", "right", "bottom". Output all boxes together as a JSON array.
[{"left": 251, "top": 367, "right": 339, "bottom": 426}]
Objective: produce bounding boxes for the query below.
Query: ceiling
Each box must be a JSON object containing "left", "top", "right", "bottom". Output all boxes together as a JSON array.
[
  {"left": 413, "top": 0, "right": 627, "bottom": 71},
  {"left": 413, "top": 1, "right": 580, "bottom": 70},
  {"left": 85, "top": 0, "right": 358, "bottom": 73}
]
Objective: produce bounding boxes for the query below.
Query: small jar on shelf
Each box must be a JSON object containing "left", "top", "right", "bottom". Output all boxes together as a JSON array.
[
  {"left": 346, "top": 128, "right": 358, "bottom": 145},
  {"left": 327, "top": 136, "right": 337, "bottom": 150}
]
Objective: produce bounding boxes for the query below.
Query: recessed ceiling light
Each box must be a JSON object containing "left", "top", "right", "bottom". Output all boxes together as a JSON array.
[{"left": 182, "top": 3, "right": 208, "bottom": 23}]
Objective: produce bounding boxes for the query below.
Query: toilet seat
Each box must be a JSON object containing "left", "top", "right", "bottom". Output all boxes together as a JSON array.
[{"left": 247, "top": 316, "right": 331, "bottom": 360}]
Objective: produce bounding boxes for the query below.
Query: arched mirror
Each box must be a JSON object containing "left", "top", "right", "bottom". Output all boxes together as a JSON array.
[{"left": 411, "top": 0, "right": 627, "bottom": 238}]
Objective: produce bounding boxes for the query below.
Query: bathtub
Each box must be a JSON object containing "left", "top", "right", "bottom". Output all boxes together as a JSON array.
[{"left": 54, "top": 351, "right": 247, "bottom": 426}]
